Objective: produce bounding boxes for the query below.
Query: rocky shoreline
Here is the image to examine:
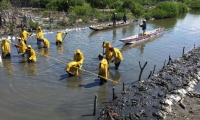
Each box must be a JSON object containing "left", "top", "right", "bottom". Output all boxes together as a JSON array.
[{"left": 99, "top": 46, "right": 200, "bottom": 120}]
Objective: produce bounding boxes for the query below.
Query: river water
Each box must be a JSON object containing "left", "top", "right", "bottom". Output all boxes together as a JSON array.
[{"left": 0, "top": 11, "right": 200, "bottom": 120}]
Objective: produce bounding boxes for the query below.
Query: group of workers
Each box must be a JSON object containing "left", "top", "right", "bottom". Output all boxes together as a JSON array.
[
  {"left": 1, "top": 26, "right": 66, "bottom": 62},
  {"left": 1, "top": 25, "right": 124, "bottom": 85}
]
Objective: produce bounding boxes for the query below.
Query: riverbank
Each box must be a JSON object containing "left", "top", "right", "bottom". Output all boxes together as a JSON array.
[{"left": 98, "top": 46, "right": 200, "bottom": 120}]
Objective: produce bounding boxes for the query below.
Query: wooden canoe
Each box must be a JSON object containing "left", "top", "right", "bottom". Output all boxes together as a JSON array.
[
  {"left": 119, "top": 28, "right": 164, "bottom": 44},
  {"left": 89, "top": 22, "right": 130, "bottom": 31}
]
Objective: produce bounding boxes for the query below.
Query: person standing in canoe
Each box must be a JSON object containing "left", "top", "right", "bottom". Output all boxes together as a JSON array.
[
  {"left": 109, "top": 46, "right": 123, "bottom": 70},
  {"left": 1, "top": 38, "right": 11, "bottom": 59},
  {"left": 113, "top": 13, "right": 118, "bottom": 26},
  {"left": 56, "top": 31, "right": 67, "bottom": 45},
  {"left": 140, "top": 20, "right": 146, "bottom": 36},
  {"left": 15, "top": 37, "right": 27, "bottom": 57},
  {"left": 98, "top": 54, "right": 109, "bottom": 85},
  {"left": 36, "top": 26, "right": 44, "bottom": 45},
  {"left": 26, "top": 45, "right": 37, "bottom": 63},
  {"left": 18, "top": 27, "right": 32, "bottom": 44},
  {"left": 74, "top": 49, "right": 84, "bottom": 70},
  {"left": 102, "top": 41, "right": 113, "bottom": 63}
]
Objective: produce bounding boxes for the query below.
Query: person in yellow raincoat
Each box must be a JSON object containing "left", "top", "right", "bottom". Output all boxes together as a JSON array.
[
  {"left": 36, "top": 26, "right": 44, "bottom": 44},
  {"left": 18, "top": 27, "right": 32, "bottom": 44},
  {"left": 39, "top": 38, "right": 50, "bottom": 48},
  {"left": 56, "top": 31, "right": 67, "bottom": 45},
  {"left": 65, "top": 61, "right": 81, "bottom": 76},
  {"left": 26, "top": 45, "right": 36, "bottom": 63},
  {"left": 102, "top": 41, "right": 113, "bottom": 63},
  {"left": 15, "top": 37, "right": 27, "bottom": 57},
  {"left": 98, "top": 54, "right": 109, "bottom": 85},
  {"left": 109, "top": 46, "right": 123, "bottom": 70},
  {"left": 73, "top": 49, "right": 84, "bottom": 69},
  {"left": 1, "top": 38, "right": 11, "bottom": 59}
]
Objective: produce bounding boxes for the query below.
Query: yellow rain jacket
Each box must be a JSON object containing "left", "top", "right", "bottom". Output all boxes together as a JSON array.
[
  {"left": 43, "top": 38, "right": 50, "bottom": 48},
  {"left": 56, "top": 32, "right": 66, "bottom": 42},
  {"left": 1, "top": 38, "right": 10, "bottom": 53},
  {"left": 73, "top": 49, "right": 84, "bottom": 65},
  {"left": 66, "top": 61, "right": 80, "bottom": 75},
  {"left": 102, "top": 41, "right": 113, "bottom": 60},
  {"left": 36, "top": 26, "right": 43, "bottom": 39},
  {"left": 98, "top": 58, "right": 109, "bottom": 79},
  {"left": 19, "top": 30, "right": 31, "bottom": 41},
  {"left": 111, "top": 48, "right": 123, "bottom": 63},
  {"left": 27, "top": 46, "right": 37, "bottom": 62},
  {"left": 16, "top": 41, "right": 27, "bottom": 54}
]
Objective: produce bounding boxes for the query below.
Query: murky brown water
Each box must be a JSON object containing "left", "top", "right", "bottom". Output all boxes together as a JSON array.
[{"left": 0, "top": 11, "right": 200, "bottom": 120}]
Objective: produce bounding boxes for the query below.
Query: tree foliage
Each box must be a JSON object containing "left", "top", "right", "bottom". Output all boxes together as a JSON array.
[
  {"left": 154, "top": 2, "right": 179, "bottom": 18},
  {"left": 0, "top": 0, "right": 12, "bottom": 11},
  {"left": 177, "top": 2, "right": 188, "bottom": 13},
  {"left": 188, "top": 0, "right": 200, "bottom": 9}
]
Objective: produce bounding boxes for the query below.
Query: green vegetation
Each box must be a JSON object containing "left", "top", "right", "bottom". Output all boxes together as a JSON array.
[{"left": 0, "top": 0, "right": 199, "bottom": 27}]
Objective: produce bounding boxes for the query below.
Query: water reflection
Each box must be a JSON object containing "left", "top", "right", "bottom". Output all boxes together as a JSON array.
[
  {"left": 97, "top": 84, "right": 108, "bottom": 104},
  {"left": 56, "top": 45, "right": 63, "bottom": 54},
  {"left": 26, "top": 63, "right": 37, "bottom": 76},
  {"left": 150, "top": 18, "right": 177, "bottom": 29},
  {"left": 44, "top": 48, "right": 50, "bottom": 56},
  {"left": 113, "top": 29, "right": 116, "bottom": 40},
  {"left": 109, "top": 70, "right": 122, "bottom": 83},
  {"left": 66, "top": 75, "right": 83, "bottom": 89},
  {"left": 138, "top": 44, "right": 145, "bottom": 55},
  {"left": 189, "top": 10, "right": 200, "bottom": 15},
  {"left": 2, "top": 59, "right": 14, "bottom": 75},
  {"left": 122, "top": 27, "right": 127, "bottom": 36}
]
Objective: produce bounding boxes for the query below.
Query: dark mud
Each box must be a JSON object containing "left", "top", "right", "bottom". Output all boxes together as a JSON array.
[{"left": 99, "top": 46, "right": 200, "bottom": 120}]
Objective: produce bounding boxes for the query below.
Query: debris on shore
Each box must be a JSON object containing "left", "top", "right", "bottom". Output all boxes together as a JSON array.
[{"left": 99, "top": 46, "right": 200, "bottom": 120}]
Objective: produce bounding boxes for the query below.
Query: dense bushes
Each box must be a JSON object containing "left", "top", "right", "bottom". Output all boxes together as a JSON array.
[
  {"left": 188, "top": 0, "right": 200, "bottom": 9},
  {"left": 177, "top": 2, "right": 188, "bottom": 13}
]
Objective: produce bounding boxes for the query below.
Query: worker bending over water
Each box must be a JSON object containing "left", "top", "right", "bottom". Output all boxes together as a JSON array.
[
  {"left": 15, "top": 37, "right": 27, "bottom": 57},
  {"left": 109, "top": 46, "right": 123, "bottom": 70},
  {"left": 26, "top": 45, "right": 37, "bottom": 63},
  {"left": 66, "top": 61, "right": 81, "bottom": 76}
]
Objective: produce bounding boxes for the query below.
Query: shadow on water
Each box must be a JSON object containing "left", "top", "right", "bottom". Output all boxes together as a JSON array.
[
  {"left": 82, "top": 79, "right": 100, "bottom": 88},
  {"left": 189, "top": 10, "right": 200, "bottom": 15}
]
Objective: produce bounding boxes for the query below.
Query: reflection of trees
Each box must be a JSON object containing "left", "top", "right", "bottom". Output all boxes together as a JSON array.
[
  {"left": 189, "top": 10, "right": 200, "bottom": 15},
  {"left": 177, "top": 13, "right": 187, "bottom": 20},
  {"left": 150, "top": 18, "right": 177, "bottom": 29}
]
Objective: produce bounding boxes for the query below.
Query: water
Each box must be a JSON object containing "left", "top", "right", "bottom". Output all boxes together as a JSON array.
[{"left": 0, "top": 11, "right": 200, "bottom": 120}]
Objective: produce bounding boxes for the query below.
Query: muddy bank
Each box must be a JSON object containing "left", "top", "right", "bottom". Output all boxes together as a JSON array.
[{"left": 99, "top": 46, "right": 200, "bottom": 120}]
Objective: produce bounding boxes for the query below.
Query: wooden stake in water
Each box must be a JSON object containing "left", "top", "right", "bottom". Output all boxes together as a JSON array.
[
  {"left": 93, "top": 95, "right": 97, "bottom": 115},
  {"left": 138, "top": 61, "right": 147, "bottom": 81},
  {"left": 112, "top": 87, "right": 115, "bottom": 100}
]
